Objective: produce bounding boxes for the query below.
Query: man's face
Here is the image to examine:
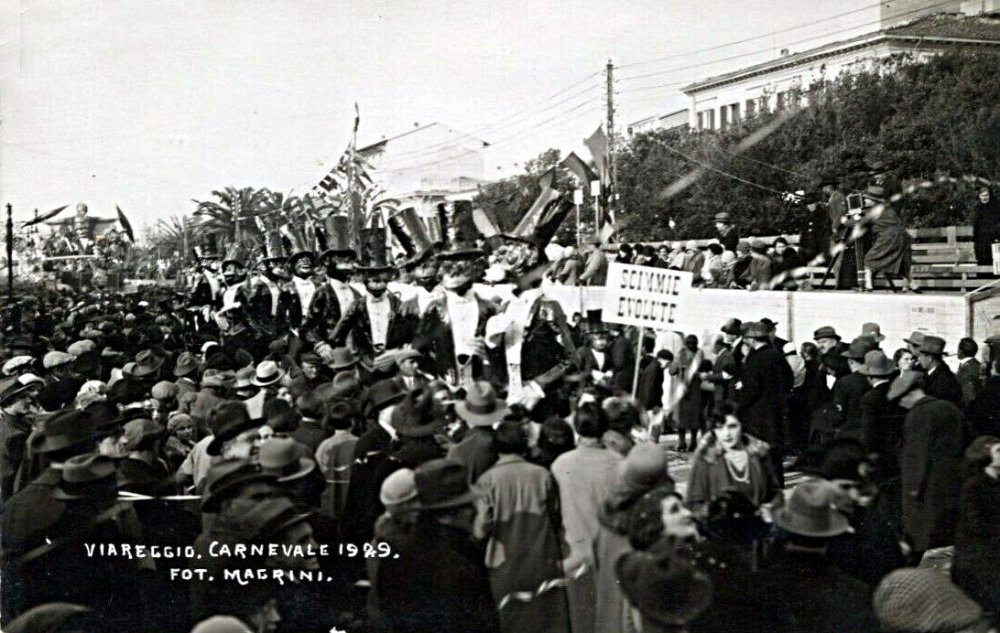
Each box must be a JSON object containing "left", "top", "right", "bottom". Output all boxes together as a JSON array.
[
  {"left": 366, "top": 279, "right": 388, "bottom": 298},
  {"left": 399, "top": 358, "right": 419, "bottom": 377},
  {"left": 658, "top": 248, "right": 669, "bottom": 260},
  {"left": 294, "top": 258, "right": 312, "bottom": 277},
  {"left": 76, "top": 203, "right": 87, "bottom": 216},
  {"left": 980, "top": 190, "right": 991, "bottom": 204},
  {"left": 714, "top": 222, "right": 726, "bottom": 232},
  {"left": 301, "top": 362, "right": 318, "bottom": 380},
  {"left": 5, "top": 391, "right": 37, "bottom": 416},
  {"left": 775, "top": 242, "right": 787, "bottom": 255},
  {"left": 816, "top": 337, "right": 837, "bottom": 354},
  {"left": 591, "top": 334, "right": 610, "bottom": 351}
]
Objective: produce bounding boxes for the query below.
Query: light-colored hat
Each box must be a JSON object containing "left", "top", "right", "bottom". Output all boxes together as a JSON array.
[
  {"left": 252, "top": 360, "right": 285, "bottom": 387},
  {"left": 2, "top": 355, "right": 34, "bottom": 376},
  {"left": 43, "top": 350, "right": 76, "bottom": 370},
  {"left": 67, "top": 339, "right": 96, "bottom": 357},
  {"left": 874, "top": 569, "right": 985, "bottom": 633},
  {"left": 380, "top": 468, "right": 418, "bottom": 506},
  {"left": 455, "top": 381, "right": 507, "bottom": 428}
]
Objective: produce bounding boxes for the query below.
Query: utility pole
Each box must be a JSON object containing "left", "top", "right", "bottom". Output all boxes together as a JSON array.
[
  {"left": 606, "top": 59, "right": 618, "bottom": 240},
  {"left": 6, "top": 204, "right": 13, "bottom": 300}
]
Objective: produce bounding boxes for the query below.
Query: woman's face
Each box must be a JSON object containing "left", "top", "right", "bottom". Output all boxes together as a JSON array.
[
  {"left": 713, "top": 415, "right": 742, "bottom": 450},
  {"left": 897, "top": 351, "right": 915, "bottom": 372},
  {"left": 661, "top": 495, "right": 698, "bottom": 539},
  {"left": 174, "top": 423, "right": 194, "bottom": 443},
  {"left": 980, "top": 189, "right": 991, "bottom": 204}
]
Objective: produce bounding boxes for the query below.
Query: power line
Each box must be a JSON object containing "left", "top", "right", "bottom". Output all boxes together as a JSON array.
[
  {"left": 659, "top": 143, "right": 788, "bottom": 196},
  {"left": 712, "top": 145, "right": 809, "bottom": 179}
]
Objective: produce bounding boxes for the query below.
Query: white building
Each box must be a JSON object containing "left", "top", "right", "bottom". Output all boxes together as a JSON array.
[
  {"left": 683, "top": 1, "right": 1000, "bottom": 131},
  {"left": 361, "top": 123, "right": 489, "bottom": 227},
  {"left": 626, "top": 108, "right": 689, "bottom": 136}
]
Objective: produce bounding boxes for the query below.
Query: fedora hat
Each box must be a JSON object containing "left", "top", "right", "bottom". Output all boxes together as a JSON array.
[
  {"left": 842, "top": 336, "right": 878, "bottom": 361},
  {"left": 859, "top": 350, "right": 896, "bottom": 377},
  {"left": 330, "top": 347, "right": 357, "bottom": 371},
  {"left": 251, "top": 360, "right": 285, "bottom": 387},
  {"left": 232, "top": 366, "right": 255, "bottom": 391},
  {"left": 888, "top": 369, "right": 926, "bottom": 401},
  {"left": 363, "top": 378, "right": 406, "bottom": 416},
  {"left": 773, "top": 480, "right": 850, "bottom": 538},
  {"left": 0, "top": 374, "right": 43, "bottom": 406},
  {"left": 52, "top": 453, "right": 119, "bottom": 501},
  {"left": 813, "top": 326, "right": 841, "bottom": 342},
  {"left": 120, "top": 418, "right": 164, "bottom": 452},
  {"left": 903, "top": 330, "right": 928, "bottom": 348},
  {"left": 860, "top": 322, "right": 885, "bottom": 343},
  {"left": 742, "top": 321, "right": 770, "bottom": 340},
  {"left": 414, "top": 458, "right": 477, "bottom": 510},
  {"left": 174, "top": 351, "right": 199, "bottom": 378},
  {"left": 720, "top": 318, "right": 743, "bottom": 336},
  {"left": 918, "top": 335, "right": 948, "bottom": 356},
  {"left": 328, "top": 372, "right": 362, "bottom": 400},
  {"left": 238, "top": 496, "right": 312, "bottom": 542},
  {"left": 258, "top": 437, "right": 316, "bottom": 482},
  {"left": 616, "top": 545, "right": 714, "bottom": 627},
  {"left": 455, "top": 380, "right": 507, "bottom": 428},
  {"left": 131, "top": 349, "right": 164, "bottom": 378},
  {"left": 390, "top": 387, "right": 441, "bottom": 438},
  {"left": 206, "top": 401, "right": 257, "bottom": 456},
  {"left": 713, "top": 212, "right": 732, "bottom": 224},
  {"left": 33, "top": 409, "right": 96, "bottom": 454},
  {"left": 394, "top": 347, "right": 422, "bottom": 366},
  {"left": 323, "top": 399, "right": 358, "bottom": 431},
  {"left": 201, "top": 459, "right": 277, "bottom": 512}
]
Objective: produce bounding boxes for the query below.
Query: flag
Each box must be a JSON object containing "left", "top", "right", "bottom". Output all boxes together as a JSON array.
[
  {"left": 354, "top": 102, "right": 360, "bottom": 134},
  {"left": 511, "top": 169, "right": 559, "bottom": 240},
  {"left": 584, "top": 126, "right": 609, "bottom": 184},
  {"left": 25, "top": 205, "right": 68, "bottom": 226},
  {"left": 529, "top": 196, "right": 574, "bottom": 249},
  {"left": 560, "top": 152, "right": 598, "bottom": 186},
  {"left": 116, "top": 206, "right": 135, "bottom": 242},
  {"left": 472, "top": 207, "right": 501, "bottom": 239}
]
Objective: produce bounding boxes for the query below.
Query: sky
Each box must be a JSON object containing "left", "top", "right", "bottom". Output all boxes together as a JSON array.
[{"left": 0, "top": 0, "right": 880, "bottom": 232}]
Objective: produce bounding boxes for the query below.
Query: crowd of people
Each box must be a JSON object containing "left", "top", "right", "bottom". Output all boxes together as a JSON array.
[{"left": 1, "top": 194, "right": 999, "bottom": 633}]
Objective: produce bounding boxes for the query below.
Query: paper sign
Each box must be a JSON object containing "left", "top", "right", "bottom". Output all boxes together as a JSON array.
[{"left": 600, "top": 263, "right": 694, "bottom": 330}]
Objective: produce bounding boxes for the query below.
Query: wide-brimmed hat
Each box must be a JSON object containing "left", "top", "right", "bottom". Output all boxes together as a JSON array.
[
  {"left": 201, "top": 459, "right": 277, "bottom": 512},
  {"left": 231, "top": 366, "right": 255, "bottom": 391},
  {"left": 813, "top": 326, "right": 841, "bottom": 342},
  {"left": 4, "top": 603, "right": 93, "bottom": 633},
  {"left": 455, "top": 380, "right": 507, "bottom": 428},
  {"left": 903, "top": 330, "right": 928, "bottom": 348},
  {"left": 328, "top": 372, "right": 362, "bottom": 400},
  {"left": 414, "top": 458, "right": 477, "bottom": 510},
  {"left": 394, "top": 348, "right": 422, "bottom": 366},
  {"left": 860, "top": 322, "right": 885, "bottom": 343},
  {"left": 330, "top": 347, "right": 358, "bottom": 371},
  {"left": 238, "top": 496, "right": 312, "bottom": 542},
  {"left": 859, "top": 350, "right": 896, "bottom": 377},
  {"left": 120, "top": 418, "right": 164, "bottom": 452},
  {"left": 874, "top": 569, "right": 985, "bottom": 633},
  {"left": 0, "top": 374, "right": 43, "bottom": 406},
  {"left": 390, "top": 387, "right": 441, "bottom": 438},
  {"left": 918, "top": 335, "right": 948, "bottom": 357},
  {"left": 258, "top": 437, "right": 316, "bottom": 482},
  {"left": 52, "top": 453, "right": 119, "bottom": 501},
  {"left": 842, "top": 336, "right": 878, "bottom": 361},
  {"left": 772, "top": 480, "right": 850, "bottom": 538},
  {"left": 206, "top": 401, "right": 257, "bottom": 456},
  {"left": 32, "top": 408, "right": 96, "bottom": 454},
  {"left": 713, "top": 212, "right": 732, "bottom": 224},
  {"left": 131, "top": 349, "right": 164, "bottom": 378},
  {"left": 363, "top": 378, "right": 406, "bottom": 416},
  {"left": 887, "top": 369, "right": 926, "bottom": 401},
  {"left": 616, "top": 545, "right": 714, "bottom": 627},
  {"left": 720, "top": 318, "right": 743, "bottom": 336},
  {"left": 174, "top": 351, "right": 199, "bottom": 378},
  {"left": 611, "top": 443, "right": 672, "bottom": 499},
  {"left": 742, "top": 321, "right": 770, "bottom": 340},
  {"left": 251, "top": 360, "right": 285, "bottom": 387}
]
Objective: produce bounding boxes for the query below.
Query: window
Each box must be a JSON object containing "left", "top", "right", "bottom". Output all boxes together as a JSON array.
[
  {"left": 719, "top": 106, "right": 728, "bottom": 130},
  {"left": 729, "top": 103, "right": 740, "bottom": 124},
  {"left": 745, "top": 98, "right": 756, "bottom": 118},
  {"left": 776, "top": 91, "right": 788, "bottom": 110}
]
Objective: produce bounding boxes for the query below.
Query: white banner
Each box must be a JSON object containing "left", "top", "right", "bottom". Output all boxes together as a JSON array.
[{"left": 600, "top": 263, "right": 693, "bottom": 330}]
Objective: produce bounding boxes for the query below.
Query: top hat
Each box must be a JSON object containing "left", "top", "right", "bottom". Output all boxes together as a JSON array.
[
  {"left": 222, "top": 242, "right": 249, "bottom": 270},
  {"left": 918, "top": 335, "right": 948, "bottom": 356},
  {"left": 33, "top": 408, "right": 96, "bottom": 454},
  {"left": 860, "top": 322, "right": 885, "bottom": 343},
  {"left": 261, "top": 226, "right": 289, "bottom": 262},
  {"left": 51, "top": 453, "right": 119, "bottom": 501},
  {"left": 282, "top": 222, "right": 315, "bottom": 268},
  {"left": 842, "top": 336, "right": 878, "bottom": 361},
  {"left": 251, "top": 360, "right": 285, "bottom": 387},
  {"left": 713, "top": 212, "right": 732, "bottom": 224},
  {"left": 258, "top": 437, "right": 316, "bottom": 482},
  {"left": 436, "top": 201, "right": 484, "bottom": 261},
  {"left": 131, "top": 350, "right": 165, "bottom": 378},
  {"left": 357, "top": 227, "right": 395, "bottom": 275},
  {"left": 720, "top": 318, "right": 743, "bottom": 336},
  {"left": 319, "top": 214, "right": 357, "bottom": 262},
  {"left": 414, "top": 458, "right": 477, "bottom": 510},
  {"left": 859, "top": 350, "right": 896, "bottom": 377},
  {"left": 813, "top": 326, "right": 841, "bottom": 342},
  {"left": 616, "top": 545, "right": 714, "bottom": 627},
  {"left": 388, "top": 207, "right": 435, "bottom": 269},
  {"left": 772, "top": 480, "right": 850, "bottom": 538},
  {"left": 201, "top": 459, "right": 277, "bottom": 512},
  {"left": 455, "top": 380, "right": 507, "bottom": 428}
]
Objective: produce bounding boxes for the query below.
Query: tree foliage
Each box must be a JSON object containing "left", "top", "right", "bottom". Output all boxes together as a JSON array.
[{"left": 614, "top": 52, "right": 1000, "bottom": 241}]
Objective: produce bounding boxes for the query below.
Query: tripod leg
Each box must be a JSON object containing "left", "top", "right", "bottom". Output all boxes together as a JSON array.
[{"left": 818, "top": 250, "right": 841, "bottom": 289}]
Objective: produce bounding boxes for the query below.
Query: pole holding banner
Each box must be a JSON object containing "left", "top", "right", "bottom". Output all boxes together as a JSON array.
[
  {"left": 631, "top": 326, "right": 645, "bottom": 397},
  {"left": 573, "top": 189, "right": 583, "bottom": 246}
]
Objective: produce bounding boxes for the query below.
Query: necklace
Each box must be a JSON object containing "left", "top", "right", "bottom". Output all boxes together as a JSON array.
[{"left": 724, "top": 450, "right": 750, "bottom": 483}]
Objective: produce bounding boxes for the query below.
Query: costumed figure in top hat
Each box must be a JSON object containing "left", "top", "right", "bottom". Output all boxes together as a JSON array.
[
  {"left": 387, "top": 206, "right": 441, "bottom": 316},
  {"left": 485, "top": 195, "right": 577, "bottom": 404},
  {"left": 218, "top": 242, "right": 252, "bottom": 315},
  {"left": 281, "top": 220, "right": 318, "bottom": 333},
  {"left": 245, "top": 218, "right": 293, "bottom": 339},
  {"left": 187, "top": 240, "right": 224, "bottom": 335},
  {"left": 333, "top": 227, "right": 418, "bottom": 369},
  {"left": 303, "top": 214, "right": 364, "bottom": 364},
  {"left": 414, "top": 201, "right": 498, "bottom": 387}
]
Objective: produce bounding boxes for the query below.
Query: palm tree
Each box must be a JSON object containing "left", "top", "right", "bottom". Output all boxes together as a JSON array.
[
  {"left": 150, "top": 215, "right": 200, "bottom": 259},
  {"left": 192, "top": 186, "right": 271, "bottom": 249}
]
